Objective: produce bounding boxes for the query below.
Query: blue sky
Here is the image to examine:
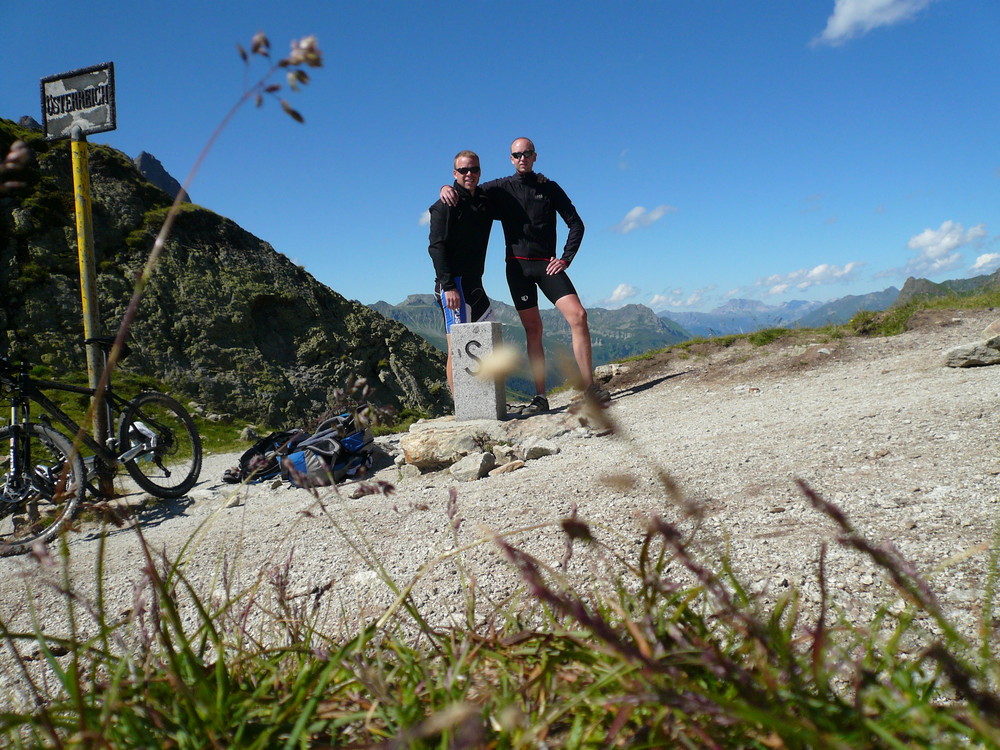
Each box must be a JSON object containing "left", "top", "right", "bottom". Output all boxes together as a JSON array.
[{"left": 4, "top": 0, "right": 998, "bottom": 313}]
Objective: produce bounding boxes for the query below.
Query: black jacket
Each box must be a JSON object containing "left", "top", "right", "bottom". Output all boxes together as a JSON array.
[
  {"left": 480, "top": 172, "right": 585, "bottom": 265},
  {"left": 427, "top": 182, "right": 494, "bottom": 291}
]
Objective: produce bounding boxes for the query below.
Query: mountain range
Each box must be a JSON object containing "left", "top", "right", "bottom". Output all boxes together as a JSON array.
[
  {"left": 662, "top": 291, "right": 905, "bottom": 337},
  {"left": 659, "top": 271, "right": 1000, "bottom": 337},
  {"left": 370, "top": 295, "right": 688, "bottom": 394},
  {"left": 374, "top": 264, "right": 1000, "bottom": 391}
]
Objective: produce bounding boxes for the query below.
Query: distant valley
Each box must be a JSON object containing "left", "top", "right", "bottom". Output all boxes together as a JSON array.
[{"left": 662, "top": 289, "right": 902, "bottom": 338}]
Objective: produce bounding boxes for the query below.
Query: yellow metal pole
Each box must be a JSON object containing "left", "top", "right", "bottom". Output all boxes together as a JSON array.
[{"left": 71, "top": 127, "right": 112, "bottom": 495}]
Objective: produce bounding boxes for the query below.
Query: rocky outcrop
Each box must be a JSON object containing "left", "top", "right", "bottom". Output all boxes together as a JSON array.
[
  {"left": 395, "top": 411, "right": 581, "bottom": 479},
  {"left": 0, "top": 118, "right": 449, "bottom": 425},
  {"left": 134, "top": 151, "right": 190, "bottom": 203}
]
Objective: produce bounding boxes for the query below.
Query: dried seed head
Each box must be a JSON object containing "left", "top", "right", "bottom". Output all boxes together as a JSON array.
[
  {"left": 288, "top": 35, "right": 322, "bottom": 67},
  {"left": 561, "top": 517, "right": 592, "bottom": 541},
  {"left": 473, "top": 344, "right": 522, "bottom": 381},
  {"left": 251, "top": 31, "right": 270, "bottom": 56}
]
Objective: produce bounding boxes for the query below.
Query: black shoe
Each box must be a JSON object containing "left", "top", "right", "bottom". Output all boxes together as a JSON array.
[
  {"left": 583, "top": 384, "right": 612, "bottom": 407},
  {"left": 520, "top": 395, "right": 549, "bottom": 416}
]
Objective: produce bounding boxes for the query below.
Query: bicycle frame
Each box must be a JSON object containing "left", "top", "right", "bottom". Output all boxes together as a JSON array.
[{"left": 5, "top": 363, "right": 146, "bottom": 474}]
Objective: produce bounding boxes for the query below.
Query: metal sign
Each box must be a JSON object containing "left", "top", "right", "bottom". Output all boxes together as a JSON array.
[{"left": 40, "top": 62, "right": 116, "bottom": 140}]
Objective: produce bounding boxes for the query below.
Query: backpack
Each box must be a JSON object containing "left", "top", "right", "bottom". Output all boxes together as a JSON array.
[
  {"left": 223, "top": 429, "right": 309, "bottom": 484},
  {"left": 280, "top": 413, "right": 375, "bottom": 488}
]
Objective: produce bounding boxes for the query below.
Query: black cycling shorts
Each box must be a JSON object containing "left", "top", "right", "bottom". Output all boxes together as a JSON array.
[
  {"left": 506, "top": 259, "right": 578, "bottom": 311},
  {"left": 436, "top": 276, "right": 494, "bottom": 334}
]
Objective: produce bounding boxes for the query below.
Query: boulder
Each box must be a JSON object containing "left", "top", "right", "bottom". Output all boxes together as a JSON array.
[
  {"left": 492, "top": 444, "right": 520, "bottom": 464},
  {"left": 239, "top": 425, "right": 261, "bottom": 442},
  {"left": 396, "top": 463, "right": 421, "bottom": 481},
  {"left": 450, "top": 452, "right": 496, "bottom": 482},
  {"left": 521, "top": 437, "right": 560, "bottom": 460},
  {"left": 943, "top": 342, "right": 1000, "bottom": 368},
  {"left": 399, "top": 420, "right": 506, "bottom": 471},
  {"left": 594, "top": 363, "right": 626, "bottom": 383}
]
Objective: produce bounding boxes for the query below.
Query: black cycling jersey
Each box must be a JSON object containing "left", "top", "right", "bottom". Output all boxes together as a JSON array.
[
  {"left": 427, "top": 182, "right": 494, "bottom": 291},
  {"left": 480, "top": 172, "right": 584, "bottom": 265}
]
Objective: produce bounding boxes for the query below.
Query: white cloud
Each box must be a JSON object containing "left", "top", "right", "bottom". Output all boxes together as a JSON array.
[
  {"left": 970, "top": 253, "right": 1000, "bottom": 274},
  {"left": 683, "top": 290, "right": 704, "bottom": 308},
  {"left": 814, "top": 0, "right": 937, "bottom": 46},
  {"left": 617, "top": 150, "right": 630, "bottom": 171},
  {"left": 756, "top": 261, "right": 865, "bottom": 296},
  {"left": 905, "top": 220, "right": 987, "bottom": 276},
  {"left": 612, "top": 204, "right": 677, "bottom": 234},
  {"left": 602, "top": 283, "right": 639, "bottom": 307},
  {"left": 418, "top": 210, "right": 430, "bottom": 227},
  {"left": 651, "top": 288, "right": 709, "bottom": 309}
]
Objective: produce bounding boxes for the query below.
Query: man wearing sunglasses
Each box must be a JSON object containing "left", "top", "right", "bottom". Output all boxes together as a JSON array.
[
  {"left": 440, "top": 137, "right": 610, "bottom": 415},
  {"left": 428, "top": 150, "right": 496, "bottom": 395}
]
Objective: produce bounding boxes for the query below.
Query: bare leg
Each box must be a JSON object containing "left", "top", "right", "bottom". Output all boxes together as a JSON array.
[
  {"left": 554, "top": 294, "right": 594, "bottom": 388},
  {"left": 517, "top": 306, "right": 547, "bottom": 395}
]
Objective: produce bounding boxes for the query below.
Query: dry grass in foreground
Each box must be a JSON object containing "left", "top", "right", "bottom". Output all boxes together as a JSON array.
[{"left": 2, "top": 457, "right": 999, "bottom": 748}]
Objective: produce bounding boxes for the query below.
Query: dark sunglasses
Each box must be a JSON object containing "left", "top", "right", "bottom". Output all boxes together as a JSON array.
[
  {"left": 455, "top": 166, "right": 481, "bottom": 174},
  {"left": 511, "top": 150, "right": 535, "bottom": 159}
]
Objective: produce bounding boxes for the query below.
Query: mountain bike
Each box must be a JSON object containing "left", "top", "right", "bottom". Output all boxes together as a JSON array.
[{"left": 0, "top": 336, "right": 203, "bottom": 554}]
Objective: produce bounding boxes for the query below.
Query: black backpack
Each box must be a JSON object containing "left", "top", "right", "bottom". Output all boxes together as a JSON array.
[{"left": 223, "top": 429, "right": 309, "bottom": 484}]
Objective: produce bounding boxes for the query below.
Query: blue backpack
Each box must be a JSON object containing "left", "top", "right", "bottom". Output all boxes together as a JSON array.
[{"left": 280, "top": 414, "right": 374, "bottom": 488}]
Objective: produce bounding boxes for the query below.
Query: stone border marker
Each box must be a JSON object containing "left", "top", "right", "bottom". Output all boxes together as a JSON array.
[{"left": 451, "top": 321, "right": 505, "bottom": 421}]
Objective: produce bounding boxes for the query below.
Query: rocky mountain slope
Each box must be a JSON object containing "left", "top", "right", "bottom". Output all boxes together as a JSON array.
[
  {"left": 895, "top": 269, "right": 1000, "bottom": 306},
  {"left": 0, "top": 118, "right": 449, "bottom": 425},
  {"left": 794, "top": 286, "right": 900, "bottom": 328}
]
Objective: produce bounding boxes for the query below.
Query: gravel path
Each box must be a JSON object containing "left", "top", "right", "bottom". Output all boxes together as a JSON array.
[{"left": 3, "top": 309, "right": 1000, "bottom": 680}]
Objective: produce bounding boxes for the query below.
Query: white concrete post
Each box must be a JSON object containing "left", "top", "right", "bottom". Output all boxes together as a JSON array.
[{"left": 450, "top": 321, "right": 505, "bottom": 421}]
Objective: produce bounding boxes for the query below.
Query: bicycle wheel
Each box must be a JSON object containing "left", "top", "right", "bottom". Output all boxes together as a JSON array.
[
  {"left": 118, "top": 392, "right": 202, "bottom": 498},
  {"left": 0, "top": 423, "right": 85, "bottom": 554}
]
